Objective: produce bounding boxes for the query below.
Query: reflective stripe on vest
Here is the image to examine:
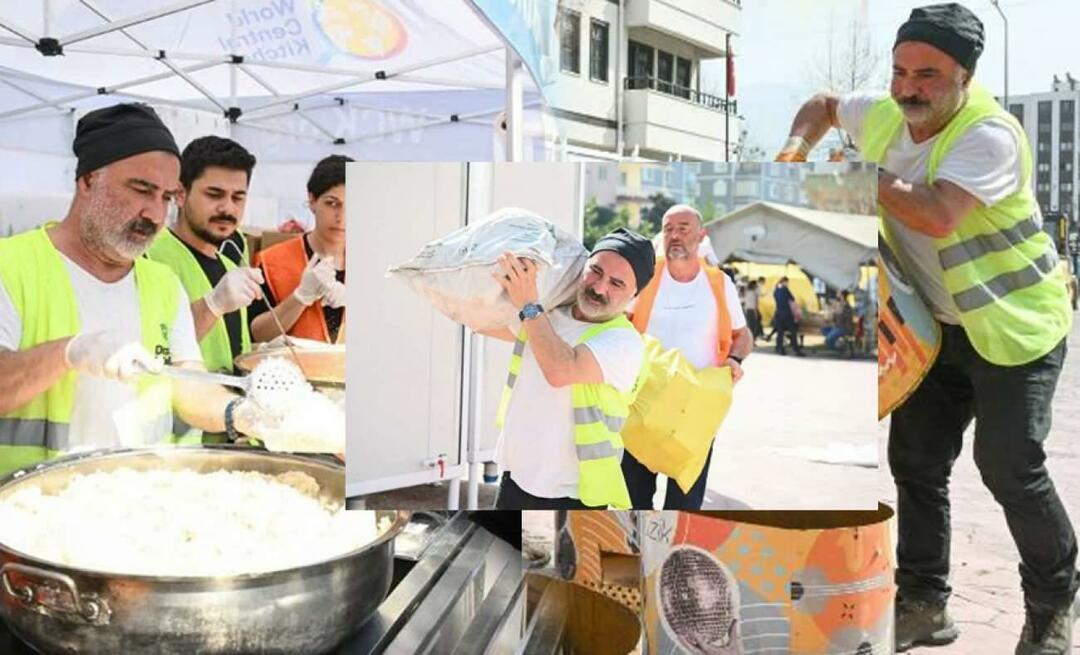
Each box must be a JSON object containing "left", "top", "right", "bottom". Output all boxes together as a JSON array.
[
  {"left": 254, "top": 235, "right": 344, "bottom": 343},
  {"left": 0, "top": 226, "right": 179, "bottom": 474},
  {"left": 147, "top": 228, "right": 251, "bottom": 373},
  {"left": 860, "top": 83, "right": 1072, "bottom": 365},
  {"left": 494, "top": 314, "right": 641, "bottom": 509}
]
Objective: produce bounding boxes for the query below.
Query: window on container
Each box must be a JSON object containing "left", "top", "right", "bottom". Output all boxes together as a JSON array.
[
  {"left": 657, "top": 50, "right": 674, "bottom": 94},
  {"left": 589, "top": 19, "right": 609, "bottom": 83},
  {"left": 675, "top": 57, "right": 692, "bottom": 99},
  {"left": 559, "top": 10, "right": 581, "bottom": 74},
  {"left": 628, "top": 40, "right": 654, "bottom": 90}
]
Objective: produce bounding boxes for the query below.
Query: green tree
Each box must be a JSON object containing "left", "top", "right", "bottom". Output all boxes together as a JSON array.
[
  {"left": 701, "top": 198, "right": 717, "bottom": 223},
  {"left": 583, "top": 197, "right": 622, "bottom": 250},
  {"left": 641, "top": 193, "right": 675, "bottom": 236}
]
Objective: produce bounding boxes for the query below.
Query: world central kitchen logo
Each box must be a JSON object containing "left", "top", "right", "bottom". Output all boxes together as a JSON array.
[{"left": 217, "top": 0, "right": 408, "bottom": 62}]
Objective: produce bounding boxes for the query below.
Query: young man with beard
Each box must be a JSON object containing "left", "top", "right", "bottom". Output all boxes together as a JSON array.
[
  {"left": 0, "top": 104, "right": 277, "bottom": 475},
  {"left": 783, "top": 4, "right": 1077, "bottom": 652},
  {"left": 147, "top": 136, "right": 263, "bottom": 374},
  {"left": 486, "top": 228, "right": 655, "bottom": 510},
  {"left": 621, "top": 205, "right": 753, "bottom": 509}
]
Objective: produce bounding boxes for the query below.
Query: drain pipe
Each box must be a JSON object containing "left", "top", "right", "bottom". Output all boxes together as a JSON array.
[{"left": 616, "top": 0, "right": 625, "bottom": 159}]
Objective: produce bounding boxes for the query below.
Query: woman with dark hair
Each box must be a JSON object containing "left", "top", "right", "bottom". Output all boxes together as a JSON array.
[{"left": 249, "top": 154, "right": 353, "bottom": 343}]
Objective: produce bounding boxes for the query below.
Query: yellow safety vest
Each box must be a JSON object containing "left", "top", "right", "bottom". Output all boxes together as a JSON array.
[
  {"left": 0, "top": 226, "right": 179, "bottom": 475},
  {"left": 862, "top": 83, "right": 1072, "bottom": 365},
  {"left": 495, "top": 315, "right": 641, "bottom": 509},
  {"left": 147, "top": 228, "right": 251, "bottom": 373}
]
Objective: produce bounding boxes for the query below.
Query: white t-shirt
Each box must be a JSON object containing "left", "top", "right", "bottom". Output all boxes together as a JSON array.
[
  {"left": 633, "top": 267, "right": 747, "bottom": 370},
  {"left": 838, "top": 91, "right": 1024, "bottom": 323},
  {"left": 0, "top": 253, "right": 201, "bottom": 450},
  {"left": 496, "top": 306, "right": 644, "bottom": 500}
]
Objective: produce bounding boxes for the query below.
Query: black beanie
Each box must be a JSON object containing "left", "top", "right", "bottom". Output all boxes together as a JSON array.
[
  {"left": 590, "top": 227, "right": 656, "bottom": 295},
  {"left": 73, "top": 103, "right": 180, "bottom": 178},
  {"left": 895, "top": 3, "right": 984, "bottom": 71}
]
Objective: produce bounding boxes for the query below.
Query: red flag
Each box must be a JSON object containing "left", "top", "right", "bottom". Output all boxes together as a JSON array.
[{"left": 726, "top": 33, "right": 735, "bottom": 98}]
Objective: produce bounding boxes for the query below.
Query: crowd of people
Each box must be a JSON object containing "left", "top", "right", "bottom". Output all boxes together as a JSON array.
[{"left": 0, "top": 102, "right": 352, "bottom": 473}]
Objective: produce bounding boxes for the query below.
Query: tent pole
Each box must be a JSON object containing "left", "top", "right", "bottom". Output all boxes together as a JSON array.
[
  {"left": 0, "top": 60, "right": 220, "bottom": 120},
  {"left": 0, "top": 18, "right": 38, "bottom": 44},
  {"left": 241, "top": 43, "right": 502, "bottom": 78},
  {"left": 228, "top": 0, "right": 237, "bottom": 139},
  {"left": 58, "top": 0, "right": 213, "bottom": 47},
  {"left": 504, "top": 49, "right": 524, "bottom": 162},
  {"left": 42, "top": 0, "right": 51, "bottom": 38}
]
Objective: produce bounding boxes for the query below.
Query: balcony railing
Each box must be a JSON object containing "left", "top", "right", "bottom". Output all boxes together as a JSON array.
[{"left": 624, "top": 76, "right": 737, "bottom": 114}]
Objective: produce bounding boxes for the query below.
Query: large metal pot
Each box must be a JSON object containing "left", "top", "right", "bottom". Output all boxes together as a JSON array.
[
  {"left": 0, "top": 446, "right": 409, "bottom": 654},
  {"left": 235, "top": 345, "right": 345, "bottom": 388}
]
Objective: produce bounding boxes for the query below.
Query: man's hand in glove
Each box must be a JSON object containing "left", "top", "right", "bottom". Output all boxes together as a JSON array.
[
  {"left": 65, "top": 331, "right": 161, "bottom": 382},
  {"left": 205, "top": 267, "right": 264, "bottom": 316}
]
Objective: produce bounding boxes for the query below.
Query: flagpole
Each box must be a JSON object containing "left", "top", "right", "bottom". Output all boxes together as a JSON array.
[{"left": 725, "top": 31, "right": 731, "bottom": 162}]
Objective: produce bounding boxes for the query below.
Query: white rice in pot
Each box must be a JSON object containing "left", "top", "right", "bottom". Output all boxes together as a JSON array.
[{"left": 0, "top": 468, "right": 390, "bottom": 577}]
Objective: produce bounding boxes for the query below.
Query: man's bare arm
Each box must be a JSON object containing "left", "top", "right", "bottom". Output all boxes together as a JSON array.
[
  {"left": 779, "top": 94, "right": 842, "bottom": 159},
  {"left": 191, "top": 298, "right": 219, "bottom": 341},
  {"left": 878, "top": 172, "right": 981, "bottom": 238},
  {"left": 0, "top": 339, "right": 72, "bottom": 414},
  {"left": 729, "top": 327, "right": 753, "bottom": 360},
  {"left": 522, "top": 316, "right": 604, "bottom": 388}
]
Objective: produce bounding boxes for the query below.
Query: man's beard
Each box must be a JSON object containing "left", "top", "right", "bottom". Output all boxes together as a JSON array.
[
  {"left": 189, "top": 213, "right": 237, "bottom": 246},
  {"left": 576, "top": 285, "right": 615, "bottom": 320},
  {"left": 81, "top": 188, "right": 159, "bottom": 261},
  {"left": 666, "top": 241, "right": 692, "bottom": 260}
]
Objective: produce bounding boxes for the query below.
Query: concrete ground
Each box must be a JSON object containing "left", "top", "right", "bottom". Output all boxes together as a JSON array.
[{"left": 692, "top": 338, "right": 881, "bottom": 510}]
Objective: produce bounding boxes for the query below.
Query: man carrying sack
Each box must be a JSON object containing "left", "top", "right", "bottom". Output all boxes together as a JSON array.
[
  {"left": 622, "top": 205, "right": 752, "bottom": 510},
  {"left": 783, "top": 4, "right": 1077, "bottom": 652},
  {"left": 484, "top": 228, "right": 655, "bottom": 510}
]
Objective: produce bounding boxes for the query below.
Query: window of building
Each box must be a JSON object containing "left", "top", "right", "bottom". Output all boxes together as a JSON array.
[
  {"left": 1010, "top": 104, "right": 1024, "bottom": 124},
  {"left": 598, "top": 166, "right": 608, "bottom": 181},
  {"left": 1038, "top": 163, "right": 1051, "bottom": 172},
  {"left": 1062, "top": 99, "right": 1075, "bottom": 121},
  {"left": 657, "top": 50, "right": 674, "bottom": 94},
  {"left": 627, "top": 40, "right": 653, "bottom": 90},
  {"left": 1063, "top": 183, "right": 1074, "bottom": 193},
  {"left": 589, "top": 19, "right": 609, "bottom": 83},
  {"left": 1063, "top": 142, "right": 1075, "bottom": 151},
  {"left": 1038, "top": 100, "right": 1052, "bottom": 122},
  {"left": 675, "top": 57, "right": 692, "bottom": 99},
  {"left": 559, "top": 10, "right": 581, "bottom": 74},
  {"left": 620, "top": 171, "right": 627, "bottom": 186}
]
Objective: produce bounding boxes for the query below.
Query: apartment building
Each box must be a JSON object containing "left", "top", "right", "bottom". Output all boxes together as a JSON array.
[
  {"left": 1004, "top": 74, "right": 1079, "bottom": 217},
  {"left": 548, "top": 0, "right": 742, "bottom": 162}
]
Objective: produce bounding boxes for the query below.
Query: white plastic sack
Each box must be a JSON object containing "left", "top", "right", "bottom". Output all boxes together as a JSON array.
[{"left": 388, "top": 207, "right": 587, "bottom": 331}]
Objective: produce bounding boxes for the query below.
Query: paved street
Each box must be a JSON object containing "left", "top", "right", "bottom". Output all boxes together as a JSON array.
[{"left": 677, "top": 342, "right": 882, "bottom": 510}]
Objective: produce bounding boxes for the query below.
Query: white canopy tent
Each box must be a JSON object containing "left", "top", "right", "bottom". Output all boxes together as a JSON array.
[
  {"left": 0, "top": 0, "right": 557, "bottom": 235},
  {"left": 706, "top": 201, "right": 877, "bottom": 290}
]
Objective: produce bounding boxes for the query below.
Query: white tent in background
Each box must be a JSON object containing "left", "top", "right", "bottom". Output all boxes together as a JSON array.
[
  {"left": 706, "top": 201, "right": 877, "bottom": 289},
  {"left": 0, "top": 0, "right": 558, "bottom": 235}
]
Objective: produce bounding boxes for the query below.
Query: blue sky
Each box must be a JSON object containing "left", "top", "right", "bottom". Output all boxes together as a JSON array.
[{"left": 705, "top": 0, "right": 1080, "bottom": 157}]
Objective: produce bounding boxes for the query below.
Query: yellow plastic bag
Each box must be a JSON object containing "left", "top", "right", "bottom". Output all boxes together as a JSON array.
[{"left": 622, "top": 335, "right": 734, "bottom": 493}]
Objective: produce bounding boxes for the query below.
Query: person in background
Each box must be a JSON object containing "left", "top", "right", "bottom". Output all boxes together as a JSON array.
[
  {"left": 623, "top": 205, "right": 752, "bottom": 509},
  {"left": 249, "top": 155, "right": 352, "bottom": 343},
  {"left": 823, "top": 290, "right": 855, "bottom": 350},
  {"left": 771, "top": 276, "right": 803, "bottom": 356},
  {"left": 742, "top": 279, "right": 763, "bottom": 340},
  {"left": 147, "top": 136, "right": 261, "bottom": 375}
]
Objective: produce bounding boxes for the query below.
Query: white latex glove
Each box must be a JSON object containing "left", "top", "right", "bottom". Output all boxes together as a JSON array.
[
  {"left": 293, "top": 255, "right": 337, "bottom": 306},
  {"left": 323, "top": 281, "right": 347, "bottom": 309},
  {"left": 65, "top": 332, "right": 162, "bottom": 382},
  {"left": 204, "top": 267, "right": 265, "bottom": 316}
]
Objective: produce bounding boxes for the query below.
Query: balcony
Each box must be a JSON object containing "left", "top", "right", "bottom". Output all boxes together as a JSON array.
[
  {"left": 624, "top": 0, "right": 741, "bottom": 57},
  {"left": 623, "top": 77, "right": 739, "bottom": 161}
]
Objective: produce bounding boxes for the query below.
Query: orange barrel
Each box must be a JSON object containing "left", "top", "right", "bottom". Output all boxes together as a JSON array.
[{"left": 641, "top": 505, "right": 895, "bottom": 654}]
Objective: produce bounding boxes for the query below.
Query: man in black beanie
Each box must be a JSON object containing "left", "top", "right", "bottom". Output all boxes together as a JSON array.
[
  {"left": 483, "top": 228, "right": 653, "bottom": 510},
  {"left": 781, "top": 3, "right": 1077, "bottom": 654},
  {"left": 0, "top": 103, "right": 279, "bottom": 475}
]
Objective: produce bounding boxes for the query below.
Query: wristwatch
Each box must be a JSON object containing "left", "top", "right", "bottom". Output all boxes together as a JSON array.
[
  {"left": 224, "top": 396, "right": 245, "bottom": 442},
  {"left": 728, "top": 354, "right": 743, "bottom": 364},
  {"left": 519, "top": 302, "right": 545, "bottom": 321}
]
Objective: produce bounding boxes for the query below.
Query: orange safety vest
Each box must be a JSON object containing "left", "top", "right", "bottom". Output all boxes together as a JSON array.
[
  {"left": 254, "top": 235, "right": 346, "bottom": 343},
  {"left": 629, "top": 258, "right": 733, "bottom": 364}
]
